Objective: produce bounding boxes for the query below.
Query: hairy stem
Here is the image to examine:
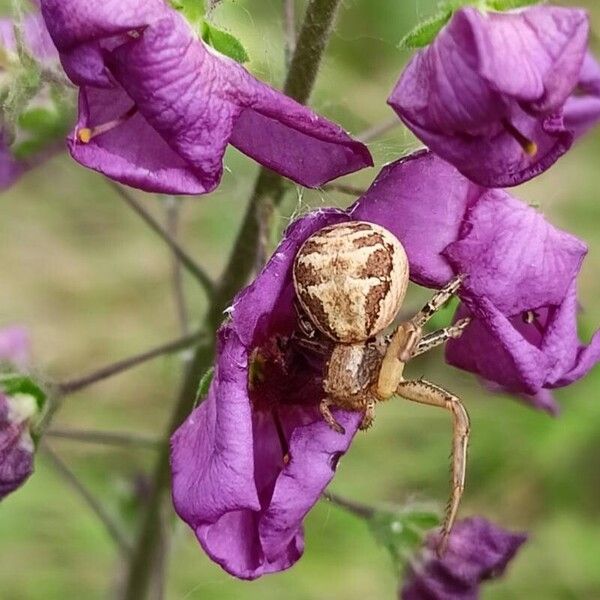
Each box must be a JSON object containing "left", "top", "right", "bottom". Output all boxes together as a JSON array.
[
  {"left": 43, "top": 443, "right": 132, "bottom": 555},
  {"left": 322, "top": 490, "right": 376, "bottom": 520},
  {"left": 108, "top": 181, "right": 215, "bottom": 298},
  {"left": 55, "top": 330, "right": 205, "bottom": 397},
  {"left": 284, "top": 0, "right": 296, "bottom": 66},
  {"left": 165, "top": 197, "right": 190, "bottom": 335},
  {"left": 123, "top": 1, "right": 345, "bottom": 597},
  {"left": 46, "top": 428, "right": 162, "bottom": 449},
  {"left": 322, "top": 182, "right": 367, "bottom": 196}
]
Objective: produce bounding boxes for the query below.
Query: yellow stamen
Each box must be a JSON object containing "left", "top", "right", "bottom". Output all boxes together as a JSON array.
[
  {"left": 77, "top": 128, "right": 92, "bottom": 144},
  {"left": 501, "top": 119, "right": 538, "bottom": 157},
  {"left": 76, "top": 105, "right": 138, "bottom": 144}
]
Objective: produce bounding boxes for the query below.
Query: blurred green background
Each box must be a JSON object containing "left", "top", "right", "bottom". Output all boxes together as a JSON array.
[{"left": 1, "top": 0, "right": 600, "bottom": 598}]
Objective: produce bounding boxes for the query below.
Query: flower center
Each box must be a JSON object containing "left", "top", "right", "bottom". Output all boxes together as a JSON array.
[
  {"left": 501, "top": 119, "right": 538, "bottom": 157},
  {"left": 522, "top": 310, "right": 545, "bottom": 335},
  {"left": 77, "top": 105, "right": 138, "bottom": 144}
]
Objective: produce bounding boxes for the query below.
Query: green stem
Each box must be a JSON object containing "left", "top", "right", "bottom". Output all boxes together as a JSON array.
[
  {"left": 54, "top": 330, "right": 205, "bottom": 397},
  {"left": 43, "top": 443, "right": 132, "bottom": 556},
  {"left": 122, "top": 1, "right": 346, "bottom": 597},
  {"left": 45, "top": 428, "right": 162, "bottom": 449},
  {"left": 322, "top": 490, "right": 376, "bottom": 520}
]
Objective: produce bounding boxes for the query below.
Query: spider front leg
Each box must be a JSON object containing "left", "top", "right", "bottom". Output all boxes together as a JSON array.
[
  {"left": 319, "top": 398, "right": 346, "bottom": 435},
  {"left": 411, "top": 274, "right": 464, "bottom": 328},
  {"left": 396, "top": 378, "right": 470, "bottom": 555},
  {"left": 411, "top": 318, "right": 471, "bottom": 358}
]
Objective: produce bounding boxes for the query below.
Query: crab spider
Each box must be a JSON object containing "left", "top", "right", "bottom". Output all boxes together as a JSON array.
[{"left": 293, "top": 221, "right": 471, "bottom": 553}]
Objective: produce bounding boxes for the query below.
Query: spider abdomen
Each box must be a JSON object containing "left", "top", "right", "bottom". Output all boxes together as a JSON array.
[{"left": 293, "top": 221, "right": 409, "bottom": 343}]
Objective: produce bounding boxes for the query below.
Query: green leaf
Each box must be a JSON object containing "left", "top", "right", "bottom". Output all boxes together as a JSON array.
[
  {"left": 399, "top": 10, "right": 452, "bottom": 49},
  {"left": 0, "top": 373, "right": 47, "bottom": 410},
  {"left": 170, "top": 0, "right": 205, "bottom": 26},
  {"left": 202, "top": 22, "right": 249, "bottom": 64},
  {"left": 367, "top": 505, "right": 440, "bottom": 572},
  {"left": 11, "top": 93, "right": 74, "bottom": 160},
  {"left": 400, "top": 0, "right": 541, "bottom": 49},
  {"left": 194, "top": 367, "right": 214, "bottom": 407},
  {"left": 486, "top": 0, "right": 539, "bottom": 9}
]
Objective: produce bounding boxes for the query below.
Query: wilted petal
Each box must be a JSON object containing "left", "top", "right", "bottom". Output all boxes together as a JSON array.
[
  {"left": 401, "top": 517, "right": 527, "bottom": 600},
  {"left": 350, "top": 151, "right": 481, "bottom": 288},
  {"left": 0, "top": 393, "right": 37, "bottom": 500}
]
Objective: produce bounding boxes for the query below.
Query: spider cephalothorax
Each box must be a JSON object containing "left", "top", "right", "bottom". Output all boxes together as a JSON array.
[{"left": 293, "top": 220, "right": 471, "bottom": 552}]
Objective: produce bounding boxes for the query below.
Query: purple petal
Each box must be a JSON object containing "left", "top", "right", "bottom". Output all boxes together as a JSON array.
[
  {"left": 543, "top": 282, "right": 600, "bottom": 387},
  {"left": 0, "top": 13, "right": 57, "bottom": 61},
  {"left": 401, "top": 517, "right": 527, "bottom": 600},
  {"left": 565, "top": 52, "right": 600, "bottom": 139},
  {"left": 0, "top": 141, "right": 26, "bottom": 191},
  {"left": 258, "top": 409, "right": 361, "bottom": 560},
  {"left": 231, "top": 208, "right": 348, "bottom": 348},
  {"left": 472, "top": 7, "right": 588, "bottom": 111},
  {"left": 171, "top": 327, "right": 261, "bottom": 528},
  {"left": 0, "top": 326, "right": 30, "bottom": 368},
  {"left": 482, "top": 379, "right": 560, "bottom": 416},
  {"left": 350, "top": 151, "right": 482, "bottom": 288},
  {"left": 446, "top": 303, "right": 552, "bottom": 396},
  {"left": 444, "top": 190, "right": 587, "bottom": 315}
]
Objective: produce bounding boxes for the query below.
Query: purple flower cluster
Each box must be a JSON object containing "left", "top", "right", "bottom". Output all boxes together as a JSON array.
[
  {"left": 0, "top": 327, "right": 36, "bottom": 500},
  {"left": 400, "top": 517, "right": 527, "bottom": 600}
]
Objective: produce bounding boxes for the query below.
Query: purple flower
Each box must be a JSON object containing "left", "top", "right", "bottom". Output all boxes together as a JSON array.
[
  {"left": 0, "top": 392, "right": 37, "bottom": 500},
  {"left": 400, "top": 517, "right": 527, "bottom": 600},
  {"left": 0, "top": 326, "right": 30, "bottom": 369},
  {"left": 389, "top": 6, "right": 589, "bottom": 187},
  {"left": 171, "top": 209, "right": 362, "bottom": 579},
  {"left": 0, "top": 13, "right": 64, "bottom": 191},
  {"left": 350, "top": 150, "right": 599, "bottom": 409},
  {"left": 565, "top": 52, "right": 600, "bottom": 140},
  {"left": 39, "top": 0, "right": 372, "bottom": 195}
]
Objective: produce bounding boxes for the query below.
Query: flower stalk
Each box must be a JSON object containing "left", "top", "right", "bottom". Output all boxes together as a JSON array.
[
  {"left": 54, "top": 330, "right": 205, "bottom": 397},
  {"left": 107, "top": 181, "right": 216, "bottom": 298},
  {"left": 43, "top": 443, "right": 132, "bottom": 556}
]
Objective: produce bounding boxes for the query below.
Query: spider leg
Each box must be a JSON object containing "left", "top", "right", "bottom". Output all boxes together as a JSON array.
[
  {"left": 319, "top": 398, "right": 346, "bottom": 434},
  {"left": 411, "top": 275, "right": 464, "bottom": 328},
  {"left": 359, "top": 399, "right": 376, "bottom": 430},
  {"left": 396, "top": 378, "right": 470, "bottom": 555},
  {"left": 411, "top": 318, "right": 471, "bottom": 358}
]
